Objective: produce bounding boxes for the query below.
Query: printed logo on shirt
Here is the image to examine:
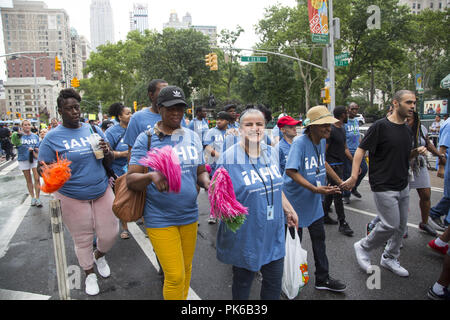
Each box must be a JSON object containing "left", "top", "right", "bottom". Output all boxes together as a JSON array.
[
  {"left": 175, "top": 146, "right": 199, "bottom": 162},
  {"left": 22, "top": 138, "right": 38, "bottom": 145},
  {"left": 241, "top": 165, "right": 282, "bottom": 186},
  {"left": 62, "top": 137, "right": 91, "bottom": 150},
  {"left": 305, "top": 154, "right": 325, "bottom": 171}
]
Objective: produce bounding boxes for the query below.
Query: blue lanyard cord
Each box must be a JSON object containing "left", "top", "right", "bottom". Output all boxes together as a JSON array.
[{"left": 247, "top": 150, "right": 274, "bottom": 207}]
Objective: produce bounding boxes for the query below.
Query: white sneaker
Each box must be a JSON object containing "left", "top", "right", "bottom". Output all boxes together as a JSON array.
[
  {"left": 93, "top": 253, "right": 110, "bottom": 278},
  {"left": 35, "top": 198, "right": 43, "bottom": 207},
  {"left": 31, "top": 198, "right": 37, "bottom": 206},
  {"left": 85, "top": 273, "right": 99, "bottom": 296},
  {"left": 354, "top": 240, "right": 371, "bottom": 272},
  {"left": 380, "top": 255, "right": 409, "bottom": 277}
]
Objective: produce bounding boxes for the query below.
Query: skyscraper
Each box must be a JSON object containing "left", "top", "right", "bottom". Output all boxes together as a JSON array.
[
  {"left": 90, "top": 0, "right": 115, "bottom": 51},
  {"left": 130, "top": 3, "right": 149, "bottom": 34}
]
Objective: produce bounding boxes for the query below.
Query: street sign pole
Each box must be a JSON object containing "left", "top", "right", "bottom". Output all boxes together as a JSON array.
[{"left": 327, "top": 0, "right": 336, "bottom": 112}]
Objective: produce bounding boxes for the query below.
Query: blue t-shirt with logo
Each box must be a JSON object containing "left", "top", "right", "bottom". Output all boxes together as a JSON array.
[
  {"left": 283, "top": 134, "right": 326, "bottom": 228},
  {"left": 105, "top": 124, "right": 128, "bottom": 177},
  {"left": 203, "top": 126, "right": 226, "bottom": 169},
  {"left": 17, "top": 133, "right": 39, "bottom": 161},
  {"left": 129, "top": 127, "right": 204, "bottom": 228},
  {"left": 344, "top": 118, "right": 360, "bottom": 152},
  {"left": 38, "top": 123, "right": 109, "bottom": 200},
  {"left": 188, "top": 118, "right": 209, "bottom": 143},
  {"left": 215, "top": 143, "right": 285, "bottom": 272},
  {"left": 438, "top": 118, "right": 450, "bottom": 198},
  {"left": 277, "top": 138, "right": 291, "bottom": 174}
]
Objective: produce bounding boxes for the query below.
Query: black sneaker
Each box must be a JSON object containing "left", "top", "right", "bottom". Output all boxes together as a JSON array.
[
  {"left": 315, "top": 277, "right": 346, "bottom": 292},
  {"left": 324, "top": 215, "right": 338, "bottom": 225},
  {"left": 351, "top": 189, "right": 362, "bottom": 198},
  {"left": 428, "top": 287, "right": 450, "bottom": 300},
  {"left": 343, "top": 197, "right": 350, "bottom": 204},
  {"left": 339, "top": 221, "right": 354, "bottom": 237}
]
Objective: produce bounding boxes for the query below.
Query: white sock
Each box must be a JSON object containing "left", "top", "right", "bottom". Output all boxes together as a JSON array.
[
  {"left": 432, "top": 282, "right": 445, "bottom": 295},
  {"left": 435, "top": 238, "right": 447, "bottom": 247}
]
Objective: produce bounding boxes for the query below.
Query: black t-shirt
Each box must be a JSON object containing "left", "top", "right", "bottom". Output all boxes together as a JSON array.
[
  {"left": 326, "top": 125, "right": 346, "bottom": 164},
  {"left": 0, "top": 127, "right": 10, "bottom": 139},
  {"left": 359, "top": 117, "right": 412, "bottom": 192}
]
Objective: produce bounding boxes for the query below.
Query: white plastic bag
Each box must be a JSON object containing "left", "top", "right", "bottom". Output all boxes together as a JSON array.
[{"left": 281, "top": 228, "right": 309, "bottom": 299}]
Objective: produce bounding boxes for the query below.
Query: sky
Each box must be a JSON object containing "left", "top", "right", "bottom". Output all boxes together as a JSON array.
[{"left": 0, "top": 0, "right": 298, "bottom": 81}]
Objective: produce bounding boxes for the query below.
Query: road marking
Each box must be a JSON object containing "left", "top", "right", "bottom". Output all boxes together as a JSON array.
[
  {"left": 127, "top": 222, "right": 201, "bottom": 300},
  {"left": 0, "top": 288, "right": 51, "bottom": 300},
  {"left": 0, "top": 195, "right": 31, "bottom": 259},
  {"left": 0, "top": 162, "right": 18, "bottom": 176}
]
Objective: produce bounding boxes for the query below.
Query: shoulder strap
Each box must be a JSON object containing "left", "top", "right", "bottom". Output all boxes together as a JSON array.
[{"left": 145, "top": 129, "right": 152, "bottom": 151}]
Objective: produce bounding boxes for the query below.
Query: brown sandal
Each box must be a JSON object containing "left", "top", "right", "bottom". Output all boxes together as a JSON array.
[{"left": 120, "top": 230, "right": 130, "bottom": 239}]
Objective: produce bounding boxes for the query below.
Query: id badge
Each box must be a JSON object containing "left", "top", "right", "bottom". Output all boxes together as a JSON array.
[
  {"left": 316, "top": 180, "right": 322, "bottom": 187},
  {"left": 267, "top": 205, "right": 274, "bottom": 221}
]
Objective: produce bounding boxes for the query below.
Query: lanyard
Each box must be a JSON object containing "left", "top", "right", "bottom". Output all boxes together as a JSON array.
[
  {"left": 247, "top": 149, "right": 274, "bottom": 207},
  {"left": 308, "top": 135, "right": 322, "bottom": 175}
]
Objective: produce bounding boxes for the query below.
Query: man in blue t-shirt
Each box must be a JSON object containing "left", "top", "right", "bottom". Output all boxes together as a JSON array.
[
  {"left": 188, "top": 106, "right": 209, "bottom": 143},
  {"left": 343, "top": 102, "right": 367, "bottom": 203},
  {"left": 276, "top": 115, "right": 301, "bottom": 174}
]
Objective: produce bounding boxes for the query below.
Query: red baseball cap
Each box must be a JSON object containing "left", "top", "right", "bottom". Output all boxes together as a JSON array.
[{"left": 277, "top": 116, "right": 301, "bottom": 128}]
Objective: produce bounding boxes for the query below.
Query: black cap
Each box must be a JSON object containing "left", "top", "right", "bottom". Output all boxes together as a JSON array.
[
  {"left": 224, "top": 104, "right": 236, "bottom": 112},
  {"left": 217, "top": 111, "right": 233, "bottom": 122},
  {"left": 157, "top": 86, "right": 188, "bottom": 108}
]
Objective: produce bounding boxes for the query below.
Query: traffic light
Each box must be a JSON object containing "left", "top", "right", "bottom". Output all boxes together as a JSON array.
[
  {"left": 210, "top": 53, "right": 218, "bottom": 71},
  {"left": 55, "top": 56, "right": 62, "bottom": 71},
  {"left": 70, "top": 77, "right": 80, "bottom": 88},
  {"left": 133, "top": 101, "right": 137, "bottom": 112},
  {"left": 205, "top": 53, "right": 212, "bottom": 68},
  {"left": 321, "top": 87, "right": 331, "bottom": 104},
  {"left": 187, "top": 108, "right": 192, "bottom": 114}
]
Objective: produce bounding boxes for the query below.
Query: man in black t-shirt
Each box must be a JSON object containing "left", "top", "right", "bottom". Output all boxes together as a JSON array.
[
  {"left": 0, "top": 124, "right": 14, "bottom": 161},
  {"left": 324, "top": 106, "right": 354, "bottom": 236},
  {"left": 342, "top": 90, "right": 427, "bottom": 277}
]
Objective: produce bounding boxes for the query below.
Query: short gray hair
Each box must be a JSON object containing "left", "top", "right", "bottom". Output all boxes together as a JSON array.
[
  {"left": 239, "top": 108, "right": 265, "bottom": 124},
  {"left": 393, "top": 90, "right": 415, "bottom": 103}
]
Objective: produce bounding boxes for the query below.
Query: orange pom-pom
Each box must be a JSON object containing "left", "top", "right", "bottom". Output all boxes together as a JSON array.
[{"left": 40, "top": 152, "right": 72, "bottom": 194}]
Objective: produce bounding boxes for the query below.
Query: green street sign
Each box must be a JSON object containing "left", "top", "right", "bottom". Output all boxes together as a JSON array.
[
  {"left": 335, "top": 60, "right": 349, "bottom": 67},
  {"left": 335, "top": 52, "right": 350, "bottom": 60},
  {"left": 240, "top": 56, "right": 268, "bottom": 63},
  {"left": 311, "top": 34, "right": 329, "bottom": 43}
]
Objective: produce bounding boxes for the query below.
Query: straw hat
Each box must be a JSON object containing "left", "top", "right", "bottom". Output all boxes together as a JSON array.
[{"left": 303, "top": 105, "right": 338, "bottom": 127}]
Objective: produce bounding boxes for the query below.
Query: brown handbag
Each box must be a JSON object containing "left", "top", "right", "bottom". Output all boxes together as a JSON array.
[{"left": 112, "top": 130, "right": 152, "bottom": 222}]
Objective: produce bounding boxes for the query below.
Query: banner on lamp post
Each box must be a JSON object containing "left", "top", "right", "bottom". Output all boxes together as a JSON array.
[{"left": 308, "top": 0, "right": 329, "bottom": 43}]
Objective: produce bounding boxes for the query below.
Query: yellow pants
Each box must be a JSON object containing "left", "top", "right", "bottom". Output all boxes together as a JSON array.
[{"left": 146, "top": 222, "right": 198, "bottom": 300}]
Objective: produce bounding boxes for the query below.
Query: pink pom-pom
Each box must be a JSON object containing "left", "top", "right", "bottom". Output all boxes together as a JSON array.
[
  {"left": 208, "top": 168, "right": 248, "bottom": 220},
  {"left": 139, "top": 145, "right": 181, "bottom": 193},
  {"left": 205, "top": 164, "right": 212, "bottom": 174}
]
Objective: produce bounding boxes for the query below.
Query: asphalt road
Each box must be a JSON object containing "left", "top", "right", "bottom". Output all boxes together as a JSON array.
[{"left": 0, "top": 157, "right": 446, "bottom": 301}]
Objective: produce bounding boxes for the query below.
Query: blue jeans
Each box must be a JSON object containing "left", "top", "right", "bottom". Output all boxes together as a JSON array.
[
  {"left": 343, "top": 149, "right": 368, "bottom": 198},
  {"left": 232, "top": 257, "right": 284, "bottom": 300},
  {"left": 430, "top": 196, "right": 450, "bottom": 224}
]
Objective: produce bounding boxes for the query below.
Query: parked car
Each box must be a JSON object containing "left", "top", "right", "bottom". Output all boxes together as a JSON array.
[{"left": 355, "top": 113, "right": 365, "bottom": 125}]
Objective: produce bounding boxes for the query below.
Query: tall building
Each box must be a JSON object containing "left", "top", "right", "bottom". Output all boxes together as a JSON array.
[
  {"left": 4, "top": 77, "right": 61, "bottom": 121},
  {"left": 163, "top": 10, "right": 192, "bottom": 30},
  {"left": 90, "top": 0, "right": 115, "bottom": 51},
  {"left": 71, "top": 28, "right": 84, "bottom": 81},
  {"left": 129, "top": 3, "right": 149, "bottom": 34},
  {"left": 79, "top": 36, "right": 92, "bottom": 79},
  {"left": 191, "top": 25, "right": 217, "bottom": 46},
  {"left": 398, "top": 0, "right": 450, "bottom": 13},
  {"left": 1, "top": 0, "right": 72, "bottom": 80}
]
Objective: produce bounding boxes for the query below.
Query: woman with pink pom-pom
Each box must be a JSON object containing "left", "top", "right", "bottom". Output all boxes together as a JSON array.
[
  {"left": 126, "top": 86, "right": 210, "bottom": 300},
  {"left": 215, "top": 108, "right": 298, "bottom": 300}
]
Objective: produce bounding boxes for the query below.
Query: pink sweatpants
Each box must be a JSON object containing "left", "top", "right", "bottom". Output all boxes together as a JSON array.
[{"left": 54, "top": 186, "right": 119, "bottom": 271}]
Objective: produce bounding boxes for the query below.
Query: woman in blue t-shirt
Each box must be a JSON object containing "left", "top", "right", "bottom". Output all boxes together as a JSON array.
[
  {"left": 126, "top": 86, "right": 210, "bottom": 300},
  {"left": 16, "top": 120, "right": 41, "bottom": 207},
  {"left": 38, "top": 89, "right": 118, "bottom": 296},
  {"left": 106, "top": 102, "right": 132, "bottom": 240},
  {"left": 283, "top": 105, "right": 347, "bottom": 293},
  {"left": 216, "top": 108, "right": 298, "bottom": 300}
]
